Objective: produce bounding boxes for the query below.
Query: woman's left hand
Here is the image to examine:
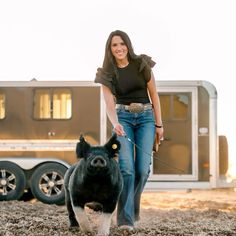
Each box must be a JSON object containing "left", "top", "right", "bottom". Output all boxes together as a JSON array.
[{"left": 156, "top": 127, "right": 164, "bottom": 141}]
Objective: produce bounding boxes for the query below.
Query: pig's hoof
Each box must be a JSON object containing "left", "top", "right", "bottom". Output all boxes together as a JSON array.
[
  {"left": 69, "top": 226, "right": 79, "bottom": 232},
  {"left": 69, "top": 220, "right": 79, "bottom": 228}
]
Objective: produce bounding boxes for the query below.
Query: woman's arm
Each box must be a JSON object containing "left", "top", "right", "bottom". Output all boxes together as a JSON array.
[
  {"left": 102, "top": 85, "right": 125, "bottom": 136},
  {"left": 147, "top": 71, "right": 164, "bottom": 139}
]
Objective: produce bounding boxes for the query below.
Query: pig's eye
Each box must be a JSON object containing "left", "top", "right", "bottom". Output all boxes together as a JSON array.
[{"left": 87, "top": 153, "right": 93, "bottom": 158}]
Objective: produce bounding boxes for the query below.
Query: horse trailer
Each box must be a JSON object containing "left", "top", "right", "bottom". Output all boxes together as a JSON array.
[{"left": 0, "top": 80, "right": 233, "bottom": 204}]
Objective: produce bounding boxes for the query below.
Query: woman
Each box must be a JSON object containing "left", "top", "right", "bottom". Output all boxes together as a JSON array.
[{"left": 95, "top": 30, "right": 164, "bottom": 231}]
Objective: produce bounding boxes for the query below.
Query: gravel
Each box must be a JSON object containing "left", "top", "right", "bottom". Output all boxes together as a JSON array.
[{"left": 1, "top": 189, "right": 236, "bottom": 236}]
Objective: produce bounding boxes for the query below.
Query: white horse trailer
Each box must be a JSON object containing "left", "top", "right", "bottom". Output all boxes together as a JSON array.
[{"left": 0, "top": 80, "right": 233, "bottom": 204}]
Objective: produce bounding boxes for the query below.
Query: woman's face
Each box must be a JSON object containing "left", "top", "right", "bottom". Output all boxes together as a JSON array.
[{"left": 110, "top": 35, "right": 128, "bottom": 62}]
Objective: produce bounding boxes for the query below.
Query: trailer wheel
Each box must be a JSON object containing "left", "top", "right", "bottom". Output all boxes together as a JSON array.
[
  {"left": 0, "top": 161, "right": 26, "bottom": 201},
  {"left": 30, "top": 163, "right": 67, "bottom": 205}
]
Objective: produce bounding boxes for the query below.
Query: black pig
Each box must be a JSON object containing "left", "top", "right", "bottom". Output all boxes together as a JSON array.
[{"left": 64, "top": 134, "right": 123, "bottom": 235}]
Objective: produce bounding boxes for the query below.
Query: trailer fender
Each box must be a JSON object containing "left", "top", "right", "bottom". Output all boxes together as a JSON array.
[{"left": 0, "top": 158, "right": 70, "bottom": 170}]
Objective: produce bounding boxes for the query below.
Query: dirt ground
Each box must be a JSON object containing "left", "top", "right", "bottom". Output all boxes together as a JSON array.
[{"left": 1, "top": 189, "right": 236, "bottom": 236}]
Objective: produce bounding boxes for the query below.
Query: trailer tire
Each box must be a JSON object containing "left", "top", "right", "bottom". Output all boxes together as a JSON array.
[
  {"left": 30, "top": 163, "right": 67, "bottom": 205},
  {"left": 0, "top": 161, "right": 26, "bottom": 201}
]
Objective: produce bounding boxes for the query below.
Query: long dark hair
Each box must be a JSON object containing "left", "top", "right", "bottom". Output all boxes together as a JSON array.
[{"left": 102, "top": 30, "right": 138, "bottom": 72}]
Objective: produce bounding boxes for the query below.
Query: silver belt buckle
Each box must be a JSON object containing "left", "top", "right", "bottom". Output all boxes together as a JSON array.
[{"left": 128, "top": 103, "right": 144, "bottom": 113}]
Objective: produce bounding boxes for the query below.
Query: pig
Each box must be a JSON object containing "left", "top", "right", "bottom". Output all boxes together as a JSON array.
[{"left": 64, "top": 134, "right": 123, "bottom": 235}]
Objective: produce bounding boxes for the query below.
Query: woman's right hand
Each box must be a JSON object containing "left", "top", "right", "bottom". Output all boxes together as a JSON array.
[{"left": 113, "top": 123, "right": 126, "bottom": 136}]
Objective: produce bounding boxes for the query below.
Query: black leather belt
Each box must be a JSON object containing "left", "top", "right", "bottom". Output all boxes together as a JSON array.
[{"left": 116, "top": 103, "right": 153, "bottom": 113}]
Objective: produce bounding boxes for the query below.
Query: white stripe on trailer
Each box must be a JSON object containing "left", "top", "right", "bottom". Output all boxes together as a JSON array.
[{"left": 0, "top": 140, "right": 77, "bottom": 151}]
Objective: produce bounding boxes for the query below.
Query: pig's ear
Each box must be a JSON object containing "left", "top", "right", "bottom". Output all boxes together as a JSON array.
[
  {"left": 76, "top": 134, "right": 91, "bottom": 158},
  {"left": 104, "top": 133, "right": 121, "bottom": 157}
]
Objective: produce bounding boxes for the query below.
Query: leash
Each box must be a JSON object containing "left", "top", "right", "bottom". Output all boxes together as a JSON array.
[{"left": 124, "top": 135, "right": 185, "bottom": 174}]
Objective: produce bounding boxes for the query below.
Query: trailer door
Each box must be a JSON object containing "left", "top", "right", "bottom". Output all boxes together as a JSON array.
[{"left": 150, "top": 86, "right": 198, "bottom": 181}]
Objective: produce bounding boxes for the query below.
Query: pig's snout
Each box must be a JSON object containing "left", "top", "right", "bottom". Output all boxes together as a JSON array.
[{"left": 90, "top": 156, "right": 107, "bottom": 168}]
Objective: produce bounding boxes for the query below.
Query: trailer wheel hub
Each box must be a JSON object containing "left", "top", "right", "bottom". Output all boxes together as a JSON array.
[
  {"left": 48, "top": 181, "right": 55, "bottom": 188},
  {"left": 0, "top": 179, "right": 7, "bottom": 186}
]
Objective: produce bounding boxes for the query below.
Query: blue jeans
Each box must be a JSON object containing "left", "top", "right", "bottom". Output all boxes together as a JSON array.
[{"left": 116, "top": 107, "right": 155, "bottom": 226}]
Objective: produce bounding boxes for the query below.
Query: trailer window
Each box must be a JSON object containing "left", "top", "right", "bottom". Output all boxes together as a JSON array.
[
  {"left": 160, "top": 93, "right": 189, "bottom": 121},
  {"left": 173, "top": 94, "right": 189, "bottom": 119},
  {"left": 34, "top": 89, "right": 51, "bottom": 119},
  {"left": 0, "top": 93, "right": 5, "bottom": 119},
  {"left": 33, "top": 89, "right": 72, "bottom": 119},
  {"left": 53, "top": 89, "right": 72, "bottom": 119}
]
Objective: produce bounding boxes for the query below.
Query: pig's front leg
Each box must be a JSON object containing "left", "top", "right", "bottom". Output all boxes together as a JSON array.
[
  {"left": 97, "top": 212, "right": 114, "bottom": 236},
  {"left": 72, "top": 204, "right": 91, "bottom": 233},
  {"left": 66, "top": 198, "right": 79, "bottom": 228}
]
